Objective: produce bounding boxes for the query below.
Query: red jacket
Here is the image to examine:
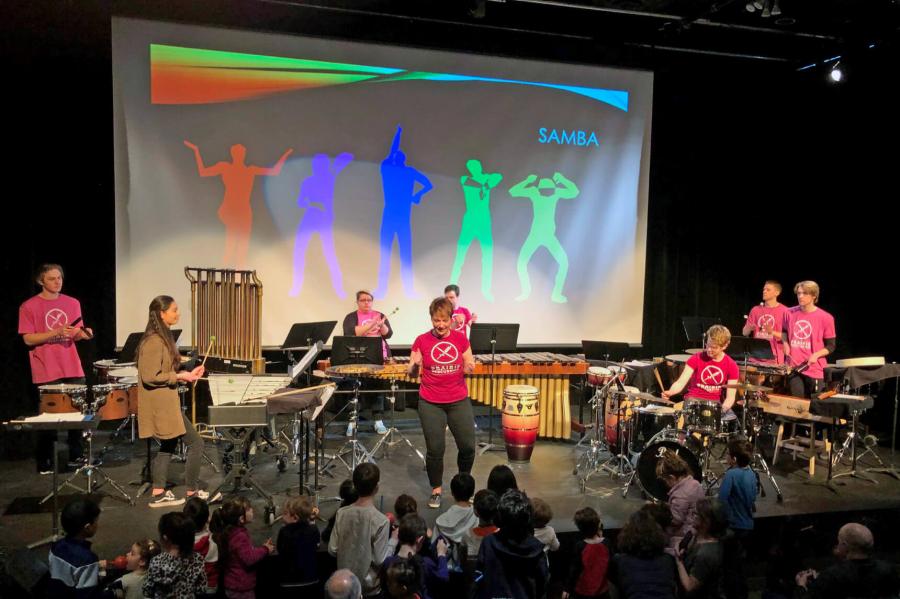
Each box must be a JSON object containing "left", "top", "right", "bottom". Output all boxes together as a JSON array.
[
  {"left": 223, "top": 526, "right": 269, "bottom": 592},
  {"left": 194, "top": 533, "right": 219, "bottom": 589}
]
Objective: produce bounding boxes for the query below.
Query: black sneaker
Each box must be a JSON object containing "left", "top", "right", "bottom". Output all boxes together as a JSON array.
[{"left": 428, "top": 492, "right": 442, "bottom": 509}]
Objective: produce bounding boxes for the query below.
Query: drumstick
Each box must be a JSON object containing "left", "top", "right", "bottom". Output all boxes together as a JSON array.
[
  {"left": 198, "top": 336, "right": 216, "bottom": 370},
  {"left": 653, "top": 365, "right": 666, "bottom": 394}
]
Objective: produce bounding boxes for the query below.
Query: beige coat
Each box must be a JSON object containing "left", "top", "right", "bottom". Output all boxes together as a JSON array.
[{"left": 137, "top": 334, "right": 185, "bottom": 439}]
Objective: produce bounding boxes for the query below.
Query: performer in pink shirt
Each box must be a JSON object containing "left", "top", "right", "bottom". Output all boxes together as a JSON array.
[
  {"left": 444, "top": 284, "right": 478, "bottom": 338},
  {"left": 742, "top": 280, "right": 790, "bottom": 364},
  {"left": 662, "top": 325, "right": 740, "bottom": 414},
  {"left": 409, "top": 297, "right": 476, "bottom": 509},
  {"left": 782, "top": 280, "right": 836, "bottom": 398},
  {"left": 18, "top": 264, "right": 93, "bottom": 473}
]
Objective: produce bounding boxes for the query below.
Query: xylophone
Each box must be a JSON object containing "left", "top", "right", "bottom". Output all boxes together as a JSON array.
[{"left": 318, "top": 352, "right": 587, "bottom": 439}]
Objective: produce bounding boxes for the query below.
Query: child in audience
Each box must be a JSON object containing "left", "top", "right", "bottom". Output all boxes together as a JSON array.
[
  {"left": 143, "top": 512, "right": 207, "bottom": 599},
  {"left": 385, "top": 558, "right": 425, "bottom": 599},
  {"left": 48, "top": 498, "right": 104, "bottom": 599},
  {"left": 564, "top": 507, "right": 610, "bottom": 599},
  {"left": 531, "top": 498, "right": 560, "bottom": 555},
  {"left": 656, "top": 450, "right": 704, "bottom": 547},
  {"left": 322, "top": 478, "right": 358, "bottom": 545},
  {"left": 384, "top": 514, "right": 449, "bottom": 599},
  {"left": 211, "top": 497, "right": 274, "bottom": 599},
  {"left": 184, "top": 496, "right": 219, "bottom": 597},
  {"left": 277, "top": 495, "right": 321, "bottom": 586},
  {"left": 464, "top": 489, "right": 499, "bottom": 560},
  {"left": 434, "top": 473, "right": 478, "bottom": 569},
  {"left": 486, "top": 464, "right": 518, "bottom": 497},
  {"left": 107, "top": 539, "right": 161, "bottom": 599}
]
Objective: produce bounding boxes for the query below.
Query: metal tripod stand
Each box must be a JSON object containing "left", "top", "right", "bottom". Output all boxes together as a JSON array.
[
  {"left": 320, "top": 379, "right": 374, "bottom": 474},
  {"left": 368, "top": 380, "right": 425, "bottom": 464}
]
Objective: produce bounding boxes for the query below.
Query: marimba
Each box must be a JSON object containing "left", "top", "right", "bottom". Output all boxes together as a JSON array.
[{"left": 318, "top": 353, "right": 587, "bottom": 439}]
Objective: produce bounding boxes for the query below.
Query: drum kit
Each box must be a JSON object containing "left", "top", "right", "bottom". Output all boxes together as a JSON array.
[{"left": 574, "top": 366, "right": 784, "bottom": 502}]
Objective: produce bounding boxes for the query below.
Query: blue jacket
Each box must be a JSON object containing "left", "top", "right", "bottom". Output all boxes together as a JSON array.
[
  {"left": 718, "top": 466, "right": 757, "bottom": 530},
  {"left": 48, "top": 537, "right": 102, "bottom": 599}
]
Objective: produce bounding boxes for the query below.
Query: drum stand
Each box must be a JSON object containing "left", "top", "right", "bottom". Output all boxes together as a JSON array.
[
  {"left": 41, "top": 419, "right": 134, "bottom": 506},
  {"left": 863, "top": 374, "right": 900, "bottom": 481},
  {"left": 831, "top": 406, "right": 877, "bottom": 484},
  {"left": 600, "top": 398, "right": 636, "bottom": 489},
  {"left": 573, "top": 387, "right": 612, "bottom": 488},
  {"left": 320, "top": 380, "right": 374, "bottom": 475},
  {"left": 209, "top": 426, "right": 277, "bottom": 523},
  {"left": 746, "top": 408, "right": 783, "bottom": 502},
  {"left": 368, "top": 381, "right": 425, "bottom": 464}
]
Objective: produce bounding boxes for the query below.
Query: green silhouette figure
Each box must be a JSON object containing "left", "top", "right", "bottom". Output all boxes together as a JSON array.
[
  {"left": 509, "top": 172, "right": 579, "bottom": 303},
  {"left": 449, "top": 159, "right": 503, "bottom": 302}
]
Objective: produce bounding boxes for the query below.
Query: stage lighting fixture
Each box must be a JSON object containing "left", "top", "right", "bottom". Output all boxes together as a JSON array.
[{"left": 829, "top": 63, "right": 843, "bottom": 83}]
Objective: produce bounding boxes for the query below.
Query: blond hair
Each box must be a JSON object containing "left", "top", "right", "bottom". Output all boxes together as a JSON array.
[
  {"left": 794, "top": 280, "right": 820, "bottom": 303},
  {"left": 706, "top": 324, "right": 731, "bottom": 348},
  {"left": 283, "top": 496, "right": 316, "bottom": 521}
]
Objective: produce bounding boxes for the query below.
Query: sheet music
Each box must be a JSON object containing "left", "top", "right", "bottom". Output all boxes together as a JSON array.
[
  {"left": 292, "top": 341, "right": 323, "bottom": 379},
  {"left": 208, "top": 374, "right": 292, "bottom": 405},
  {"left": 24, "top": 413, "right": 88, "bottom": 423}
]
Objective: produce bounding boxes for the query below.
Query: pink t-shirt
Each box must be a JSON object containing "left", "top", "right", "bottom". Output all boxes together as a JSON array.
[
  {"left": 18, "top": 294, "right": 85, "bottom": 384},
  {"left": 684, "top": 352, "right": 739, "bottom": 402},
  {"left": 356, "top": 310, "right": 389, "bottom": 359},
  {"left": 744, "top": 304, "right": 790, "bottom": 364},
  {"left": 785, "top": 306, "right": 836, "bottom": 380},
  {"left": 451, "top": 306, "right": 473, "bottom": 337},
  {"left": 411, "top": 329, "right": 470, "bottom": 404}
]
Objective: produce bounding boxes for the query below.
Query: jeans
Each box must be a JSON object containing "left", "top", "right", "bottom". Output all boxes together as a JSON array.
[{"left": 152, "top": 414, "right": 204, "bottom": 489}]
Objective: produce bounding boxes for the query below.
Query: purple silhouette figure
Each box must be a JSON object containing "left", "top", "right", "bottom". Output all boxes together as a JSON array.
[{"left": 289, "top": 152, "right": 353, "bottom": 299}]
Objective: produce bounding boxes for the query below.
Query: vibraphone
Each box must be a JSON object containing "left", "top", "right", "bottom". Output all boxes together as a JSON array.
[{"left": 318, "top": 352, "right": 587, "bottom": 439}]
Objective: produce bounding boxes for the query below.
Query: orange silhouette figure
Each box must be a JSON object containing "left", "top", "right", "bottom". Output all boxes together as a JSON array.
[{"left": 184, "top": 141, "right": 293, "bottom": 267}]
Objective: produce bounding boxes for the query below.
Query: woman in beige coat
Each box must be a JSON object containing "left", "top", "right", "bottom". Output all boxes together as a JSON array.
[{"left": 138, "top": 295, "right": 207, "bottom": 507}]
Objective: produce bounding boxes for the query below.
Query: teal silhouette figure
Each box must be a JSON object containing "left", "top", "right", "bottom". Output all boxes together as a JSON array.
[
  {"left": 289, "top": 152, "right": 353, "bottom": 299},
  {"left": 449, "top": 159, "right": 503, "bottom": 302},
  {"left": 373, "top": 126, "right": 433, "bottom": 299},
  {"left": 509, "top": 172, "right": 579, "bottom": 303}
]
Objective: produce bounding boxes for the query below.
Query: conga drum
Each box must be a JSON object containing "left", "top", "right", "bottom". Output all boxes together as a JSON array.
[{"left": 502, "top": 385, "right": 540, "bottom": 463}]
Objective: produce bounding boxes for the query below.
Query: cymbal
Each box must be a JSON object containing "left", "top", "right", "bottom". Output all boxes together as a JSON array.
[
  {"left": 615, "top": 389, "right": 670, "bottom": 404},
  {"left": 725, "top": 382, "right": 773, "bottom": 392},
  {"left": 685, "top": 348, "right": 704, "bottom": 355}
]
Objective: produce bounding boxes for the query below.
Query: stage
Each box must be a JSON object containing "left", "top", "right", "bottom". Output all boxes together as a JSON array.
[{"left": 3, "top": 410, "right": 900, "bottom": 564}]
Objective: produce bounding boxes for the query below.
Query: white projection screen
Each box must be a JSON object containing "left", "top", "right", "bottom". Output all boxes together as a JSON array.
[{"left": 112, "top": 17, "right": 653, "bottom": 347}]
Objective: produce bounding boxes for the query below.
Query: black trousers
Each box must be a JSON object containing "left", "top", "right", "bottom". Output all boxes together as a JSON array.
[
  {"left": 417, "top": 396, "right": 476, "bottom": 488},
  {"left": 788, "top": 373, "right": 821, "bottom": 398}
]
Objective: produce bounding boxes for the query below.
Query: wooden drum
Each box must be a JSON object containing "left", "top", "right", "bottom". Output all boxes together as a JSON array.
[
  {"left": 38, "top": 384, "right": 88, "bottom": 414},
  {"left": 502, "top": 384, "right": 541, "bottom": 463}
]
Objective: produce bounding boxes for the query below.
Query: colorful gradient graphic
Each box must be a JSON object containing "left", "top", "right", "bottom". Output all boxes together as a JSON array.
[{"left": 150, "top": 44, "right": 628, "bottom": 110}]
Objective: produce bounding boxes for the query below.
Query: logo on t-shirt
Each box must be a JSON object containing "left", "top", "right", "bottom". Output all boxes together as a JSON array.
[
  {"left": 431, "top": 342, "right": 459, "bottom": 364},
  {"left": 452, "top": 314, "right": 466, "bottom": 331},
  {"left": 699, "top": 365, "right": 725, "bottom": 391},
  {"left": 791, "top": 319, "right": 813, "bottom": 350},
  {"left": 756, "top": 314, "right": 776, "bottom": 338},
  {"left": 45, "top": 308, "right": 69, "bottom": 330}
]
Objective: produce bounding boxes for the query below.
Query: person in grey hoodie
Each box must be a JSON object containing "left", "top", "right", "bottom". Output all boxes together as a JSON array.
[
  {"left": 433, "top": 473, "right": 479, "bottom": 569},
  {"left": 475, "top": 489, "right": 549, "bottom": 599}
]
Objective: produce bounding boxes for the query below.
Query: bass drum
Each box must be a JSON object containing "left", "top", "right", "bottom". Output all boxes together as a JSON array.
[{"left": 637, "top": 439, "right": 703, "bottom": 502}]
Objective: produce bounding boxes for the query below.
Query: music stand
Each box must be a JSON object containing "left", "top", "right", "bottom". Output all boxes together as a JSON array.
[
  {"left": 326, "top": 336, "right": 384, "bottom": 471},
  {"left": 582, "top": 340, "right": 631, "bottom": 362},
  {"left": 331, "top": 336, "right": 383, "bottom": 367},
  {"left": 119, "top": 329, "right": 182, "bottom": 363},
  {"left": 471, "top": 323, "right": 520, "bottom": 455},
  {"left": 726, "top": 336, "right": 775, "bottom": 362},
  {"left": 282, "top": 321, "right": 337, "bottom": 352},
  {"left": 681, "top": 316, "right": 721, "bottom": 347}
]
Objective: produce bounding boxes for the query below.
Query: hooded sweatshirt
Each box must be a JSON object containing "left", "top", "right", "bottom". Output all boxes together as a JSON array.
[
  {"left": 475, "top": 533, "right": 548, "bottom": 599},
  {"left": 434, "top": 504, "right": 479, "bottom": 544}
]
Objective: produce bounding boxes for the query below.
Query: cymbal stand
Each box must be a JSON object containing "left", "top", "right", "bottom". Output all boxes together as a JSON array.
[
  {"left": 368, "top": 380, "right": 425, "bottom": 464},
  {"left": 574, "top": 378, "right": 616, "bottom": 491},
  {"left": 831, "top": 404, "right": 877, "bottom": 484},
  {"left": 746, "top": 402, "right": 783, "bottom": 502},
  {"left": 864, "top": 372, "right": 900, "bottom": 481}
]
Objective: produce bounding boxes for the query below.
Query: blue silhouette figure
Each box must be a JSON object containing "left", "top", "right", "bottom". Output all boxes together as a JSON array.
[
  {"left": 289, "top": 152, "right": 354, "bottom": 299},
  {"left": 373, "top": 126, "right": 433, "bottom": 299}
]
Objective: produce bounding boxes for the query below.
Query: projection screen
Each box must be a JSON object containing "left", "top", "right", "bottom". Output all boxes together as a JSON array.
[{"left": 112, "top": 17, "right": 653, "bottom": 347}]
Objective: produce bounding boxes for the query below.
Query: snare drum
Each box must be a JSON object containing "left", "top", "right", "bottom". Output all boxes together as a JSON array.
[
  {"left": 502, "top": 385, "right": 541, "bottom": 463},
  {"left": 631, "top": 405, "right": 677, "bottom": 453},
  {"left": 682, "top": 398, "right": 721, "bottom": 435},
  {"left": 587, "top": 366, "right": 613, "bottom": 387},
  {"left": 38, "top": 384, "right": 88, "bottom": 414},
  {"left": 108, "top": 368, "right": 139, "bottom": 415},
  {"left": 91, "top": 383, "right": 131, "bottom": 420},
  {"left": 93, "top": 359, "right": 135, "bottom": 383}
]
